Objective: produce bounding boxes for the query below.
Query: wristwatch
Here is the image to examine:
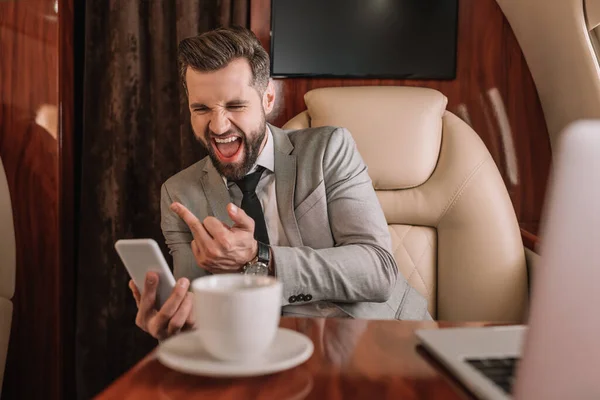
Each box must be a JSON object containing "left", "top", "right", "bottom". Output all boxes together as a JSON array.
[{"left": 242, "top": 241, "right": 271, "bottom": 276}]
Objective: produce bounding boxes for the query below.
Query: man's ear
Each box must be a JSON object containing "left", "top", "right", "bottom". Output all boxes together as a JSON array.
[{"left": 262, "top": 80, "right": 276, "bottom": 115}]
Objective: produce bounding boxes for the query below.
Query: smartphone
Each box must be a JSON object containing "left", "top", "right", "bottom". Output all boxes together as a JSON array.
[{"left": 115, "top": 238, "right": 176, "bottom": 309}]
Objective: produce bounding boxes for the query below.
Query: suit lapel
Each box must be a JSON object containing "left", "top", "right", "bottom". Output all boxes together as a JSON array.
[
  {"left": 271, "top": 124, "right": 303, "bottom": 247},
  {"left": 200, "top": 159, "right": 233, "bottom": 225}
]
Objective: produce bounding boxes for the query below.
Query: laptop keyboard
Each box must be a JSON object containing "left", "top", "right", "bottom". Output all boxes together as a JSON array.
[{"left": 465, "top": 357, "right": 520, "bottom": 395}]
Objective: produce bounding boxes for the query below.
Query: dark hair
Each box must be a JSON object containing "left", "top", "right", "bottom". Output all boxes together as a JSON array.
[{"left": 177, "top": 26, "right": 270, "bottom": 93}]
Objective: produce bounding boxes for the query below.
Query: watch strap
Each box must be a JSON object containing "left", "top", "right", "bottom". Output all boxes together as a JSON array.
[{"left": 257, "top": 241, "right": 270, "bottom": 264}]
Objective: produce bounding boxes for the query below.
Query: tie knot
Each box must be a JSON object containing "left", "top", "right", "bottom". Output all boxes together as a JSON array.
[{"left": 233, "top": 166, "right": 265, "bottom": 194}]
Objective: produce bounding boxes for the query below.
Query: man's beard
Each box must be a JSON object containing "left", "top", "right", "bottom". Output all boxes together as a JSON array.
[{"left": 200, "top": 117, "right": 266, "bottom": 181}]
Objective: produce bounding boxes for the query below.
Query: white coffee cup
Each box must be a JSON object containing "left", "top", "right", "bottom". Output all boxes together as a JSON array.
[{"left": 191, "top": 274, "right": 282, "bottom": 361}]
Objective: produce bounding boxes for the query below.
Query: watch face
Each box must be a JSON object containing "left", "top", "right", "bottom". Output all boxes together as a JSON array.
[{"left": 244, "top": 262, "right": 269, "bottom": 276}]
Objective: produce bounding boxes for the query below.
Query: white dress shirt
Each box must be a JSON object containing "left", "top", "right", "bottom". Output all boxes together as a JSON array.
[{"left": 223, "top": 127, "right": 348, "bottom": 318}]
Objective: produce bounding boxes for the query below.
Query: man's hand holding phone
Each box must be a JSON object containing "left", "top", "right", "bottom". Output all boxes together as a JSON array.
[{"left": 129, "top": 271, "right": 195, "bottom": 340}]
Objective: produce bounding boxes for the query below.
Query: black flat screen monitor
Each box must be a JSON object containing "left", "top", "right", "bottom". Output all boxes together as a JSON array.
[{"left": 270, "top": 0, "right": 459, "bottom": 80}]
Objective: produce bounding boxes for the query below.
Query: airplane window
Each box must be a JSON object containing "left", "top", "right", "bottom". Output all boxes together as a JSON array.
[{"left": 585, "top": 0, "right": 600, "bottom": 69}]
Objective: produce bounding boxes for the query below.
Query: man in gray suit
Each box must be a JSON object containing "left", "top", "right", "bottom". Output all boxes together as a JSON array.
[{"left": 130, "top": 27, "right": 429, "bottom": 340}]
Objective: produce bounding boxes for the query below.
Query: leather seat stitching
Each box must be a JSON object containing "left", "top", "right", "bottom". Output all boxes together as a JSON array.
[{"left": 436, "top": 155, "right": 489, "bottom": 225}]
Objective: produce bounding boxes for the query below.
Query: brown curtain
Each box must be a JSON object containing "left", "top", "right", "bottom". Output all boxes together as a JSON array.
[{"left": 76, "top": 1, "right": 249, "bottom": 398}]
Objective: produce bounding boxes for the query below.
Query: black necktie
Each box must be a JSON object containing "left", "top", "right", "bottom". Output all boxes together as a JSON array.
[{"left": 233, "top": 166, "right": 270, "bottom": 244}]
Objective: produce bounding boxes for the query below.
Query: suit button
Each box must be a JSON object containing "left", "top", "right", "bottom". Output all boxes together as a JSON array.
[
  {"left": 288, "top": 295, "right": 297, "bottom": 303},
  {"left": 296, "top": 294, "right": 305, "bottom": 302},
  {"left": 305, "top": 294, "right": 313, "bottom": 301}
]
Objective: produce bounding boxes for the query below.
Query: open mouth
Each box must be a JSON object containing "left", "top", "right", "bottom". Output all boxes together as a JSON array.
[{"left": 212, "top": 136, "right": 243, "bottom": 162}]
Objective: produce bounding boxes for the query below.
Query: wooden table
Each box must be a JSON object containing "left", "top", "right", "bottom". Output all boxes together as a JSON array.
[{"left": 96, "top": 318, "right": 488, "bottom": 399}]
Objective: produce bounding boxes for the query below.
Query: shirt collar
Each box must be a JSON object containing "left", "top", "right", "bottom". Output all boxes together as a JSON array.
[
  {"left": 221, "top": 126, "right": 274, "bottom": 186},
  {"left": 254, "top": 125, "right": 274, "bottom": 173}
]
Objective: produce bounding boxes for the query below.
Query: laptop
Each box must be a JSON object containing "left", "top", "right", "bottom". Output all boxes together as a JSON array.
[{"left": 416, "top": 121, "right": 600, "bottom": 400}]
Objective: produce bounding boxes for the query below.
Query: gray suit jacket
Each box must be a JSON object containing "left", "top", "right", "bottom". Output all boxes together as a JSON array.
[{"left": 160, "top": 124, "right": 430, "bottom": 320}]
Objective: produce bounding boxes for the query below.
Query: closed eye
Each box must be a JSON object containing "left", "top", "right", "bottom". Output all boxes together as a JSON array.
[{"left": 190, "top": 103, "right": 209, "bottom": 113}]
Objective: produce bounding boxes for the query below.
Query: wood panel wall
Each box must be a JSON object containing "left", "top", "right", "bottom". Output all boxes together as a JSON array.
[
  {"left": 251, "top": 0, "right": 551, "bottom": 234},
  {"left": 0, "top": 0, "right": 69, "bottom": 398}
]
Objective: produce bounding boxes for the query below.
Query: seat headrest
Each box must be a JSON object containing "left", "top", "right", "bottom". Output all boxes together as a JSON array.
[
  {"left": 303, "top": 86, "right": 448, "bottom": 189},
  {"left": 0, "top": 156, "right": 15, "bottom": 300}
]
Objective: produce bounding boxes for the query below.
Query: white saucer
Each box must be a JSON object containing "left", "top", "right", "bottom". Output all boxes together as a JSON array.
[{"left": 156, "top": 328, "right": 314, "bottom": 377}]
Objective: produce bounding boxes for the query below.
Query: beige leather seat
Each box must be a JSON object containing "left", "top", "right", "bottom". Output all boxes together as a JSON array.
[
  {"left": 0, "top": 156, "right": 15, "bottom": 394},
  {"left": 284, "top": 86, "right": 528, "bottom": 322}
]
